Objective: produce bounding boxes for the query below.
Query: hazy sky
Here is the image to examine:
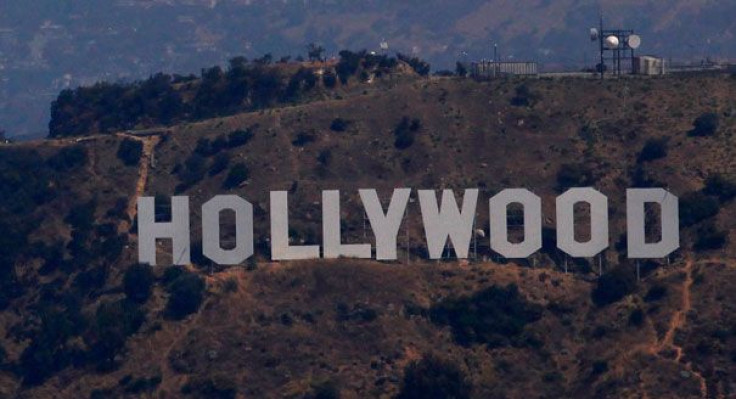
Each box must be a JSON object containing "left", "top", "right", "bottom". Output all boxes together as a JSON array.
[{"left": 1, "top": 0, "right": 734, "bottom": 138}]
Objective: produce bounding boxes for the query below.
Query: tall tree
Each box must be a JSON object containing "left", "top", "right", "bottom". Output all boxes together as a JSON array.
[{"left": 307, "top": 43, "right": 325, "bottom": 62}]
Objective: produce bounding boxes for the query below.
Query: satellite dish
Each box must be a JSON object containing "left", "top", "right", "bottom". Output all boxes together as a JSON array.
[
  {"left": 604, "top": 35, "right": 619, "bottom": 49},
  {"left": 590, "top": 28, "right": 599, "bottom": 41},
  {"left": 628, "top": 34, "right": 641, "bottom": 49},
  {"left": 380, "top": 40, "right": 389, "bottom": 50}
]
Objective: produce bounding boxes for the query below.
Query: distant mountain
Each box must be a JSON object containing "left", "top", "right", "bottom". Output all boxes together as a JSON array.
[{"left": 1, "top": 0, "right": 735, "bottom": 138}]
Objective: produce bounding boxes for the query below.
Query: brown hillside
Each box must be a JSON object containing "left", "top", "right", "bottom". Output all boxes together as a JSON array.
[{"left": 2, "top": 72, "right": 736, "bottom": 398}]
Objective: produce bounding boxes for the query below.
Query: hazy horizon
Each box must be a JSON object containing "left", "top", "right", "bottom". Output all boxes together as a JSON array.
[{"left": 2, "top": 0, "right": 735, "bottom": 138}]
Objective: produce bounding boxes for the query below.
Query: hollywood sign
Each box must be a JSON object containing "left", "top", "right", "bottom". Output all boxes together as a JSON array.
[{"left": 137, "top": 188, "right": 679, "bottom": 266}]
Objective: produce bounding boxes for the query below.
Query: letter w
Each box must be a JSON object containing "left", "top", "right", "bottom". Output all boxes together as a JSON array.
[{"left": 418, "top": 189, "right": 478, "bottom": 259}]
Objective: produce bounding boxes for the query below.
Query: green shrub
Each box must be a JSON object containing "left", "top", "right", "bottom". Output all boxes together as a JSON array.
[
  {"left": 47, "top": 145, "right": 88, "bottom": 171},
  {"left": 703, "top": 174, "right": 736, "bottom": 202},
  {"left": 396, "top": 354, "right": 471, "bottom": 399},
  {"left": 161, "top": 266, "right": 186, "bottom": 286},
  {"left": 292, "top": 131, "right": 316, "bottom": 147},
  {"left": 317, "top": 149, "right": 332, "bottom": 166},
  {"left": 330, "top": 118, "right": 350, "bottom": 132},
  {"left": 429, "top": 284, "right": 542, "bottom": 347},
  {"left": 194, "top": 138, "right": 217, "bottom": 157},
  {"left": 396, "top": 53, "right": 431, "bottom": 76},
  {"left": 307, "top": 380, "right": 340, "bottom": 399},
  {"left": 629, "top": 163, "right": 660, "bottom": 188},
  {"left": 322, "top": 71, "right": 337, "bottom": 88},
  {"left": 644, "top": 284, "right": 667, "bottom": 302},
  {"left": 72, "top": 266, "right": 109, "bottom": 296},
  {"left": 165, "top": 273, "right": 205, "bottom": 320},
  {"left": 510, "top": 84, "right": 538, "bottom": 107},
  {"left": 0, "top": 148, "right": 54, "bottom": 214},
  {"left": 181, "top": 373, "right": 236, "bottom": 399},
  {"left": 209, "top": 152, "right": 230, "bottom": 176},
  {"left": 455, "top": 62, "right": 468, "bottom": 77},
  {"left": 688, "top": 112, "right": 719, "bottom": 137},
  {"left": 222, "top": 162, "right": 249, "bottom": 189},
  {"left": 90, "top": 388, "right": 115, "bottom": 399},
  {"left": 285, "top": 67, "right": 318, "bottom": 100},
  {"left": 116, "top": 139, "right": 143, "bottom": 166},
  {"left": 336, "top": 50, "right": 362, "bottom": 84},
  {"left": 637, "top": 137, "right": 668, "bottom": 163},
  {"left": 394, "top": 117, "right": 421, "bottom": 150},
  {"left": 556, "top": 163, "right": 596, "bottom": 191},
  {"left": 65, "top": 200, "right": 97, "bottom": 232},
  {"left": 680, "top": 191, "right": 720, "bottom": 227},
  {"left": 693, "top": 222, "right": 728, "bottom": 251},
  {"left": 176, "top": 153, "right": 207, "bottom": 192},
  {"left": 222, "top": 278, "right": 238, "bottom": 293},
  {"left": 434, "top": 70, "right": 455, "bottom": 77},
  {"left": 227, "top": 128, "right": 254, "bottom": 148},
  {"left": 122, "top": 375, "right": 162, "bottom": 394},
  {"left": 591, "top": 267, "right": 636, "bottom": 307},
  {"left": 18, "top": 308, "right": 81, "bottom": 385},
  {"left": 591, "top": 360, "right": 608, "bottom": 376},
  {"left": 88, "top": 299, "right": 145, "bottom": 370},
  {"left": 212, "top": 135, "right": 228, "bottom": 152},
  {"left": 335, "top": 303, "right": 378, "bottom": 323},
  {"left": 628, "top": 308, "right": 644, "bottom": 327},
  {"left": 123, "top": 264, "right": 154, "bottom": 303}
]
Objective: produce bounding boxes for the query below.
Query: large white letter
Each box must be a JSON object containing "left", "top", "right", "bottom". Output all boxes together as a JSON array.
[
  {"left": 556, "top": 188, "right": 609, "bottom": 257},
  {"left": 270, "top": 191, "right": 320, "bottom": 260},
  {"left": 418, "top": 189, "right": 478, "bottom": 259},
  {"left": 627, "top": 188, "right": 679, "bottom": 258},
  {"left": 359, "top": 188, "right": 411, "bottom": 260},
  {"left": 323, "top": 190, "right": 371, "bottom": 259},
  {"left": 202, "top": 195, "right": 254, "bottom": 265},
  {"left": 489, "top": 189, "right": 542, "bottom": 258},
  {"left": 137, "top": 196, "right": 190, "bottom": 266}
]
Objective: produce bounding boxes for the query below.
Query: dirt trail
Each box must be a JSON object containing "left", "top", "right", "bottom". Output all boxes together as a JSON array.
[
  {"left": 120, "top": 135, "right": 160, "bottom": 234},
  {"left": 22, "top": 131, "right": 163, "bottom": 235},
  {"left": 652, "top": 258, "right": 708, "bottom": 397},
  {"left": 658, "top": 259, "right": 693, "bottom": 359}
]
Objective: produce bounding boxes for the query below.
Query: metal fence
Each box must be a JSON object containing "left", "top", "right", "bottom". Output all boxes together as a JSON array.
[{"left": 470, "top": 61, "right": 539, "bottom": 78}]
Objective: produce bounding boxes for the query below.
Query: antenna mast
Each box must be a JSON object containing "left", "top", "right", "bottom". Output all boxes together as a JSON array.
[{"left": 599, "top": 13, "right": 604, "bottom": 80}]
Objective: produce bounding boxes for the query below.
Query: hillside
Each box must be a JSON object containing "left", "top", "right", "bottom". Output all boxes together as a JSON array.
[{"left": 0, "top": 70, "right": 735, "bottom": 398}]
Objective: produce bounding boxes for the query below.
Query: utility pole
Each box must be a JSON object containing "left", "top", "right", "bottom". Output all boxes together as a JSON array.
[
  {"left": 493, "top": 42, "right": 498, "bottom": 78},
  {"left": 599, "top": 13, "right": 604, "bottom": 80}
]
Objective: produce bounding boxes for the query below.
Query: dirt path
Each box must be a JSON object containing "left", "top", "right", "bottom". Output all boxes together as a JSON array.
[
  {"left": 658, "top": 259, "right": 693, "bottom": 359},
  {"left": 652, "top": 258, "right": 708, "bottom": 397},
  {"left": 119, "top": 135, "right": 160, "bottom": 234}
]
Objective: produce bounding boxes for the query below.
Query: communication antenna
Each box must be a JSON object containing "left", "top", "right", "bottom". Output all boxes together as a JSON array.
[
  {"left": 593, "top": 13, "right": 640, "bottom": 78},
  {"left": 628, "top": 34, "right": 641, "bottom": 49},
  {"left": 590, "top": 28, "right": 599, "bottom": 42},
  {"left": 599, "top": 13, "right": 604, "bottom": 79},
  {"left": 604, "top": 35, "right": 620, "bottom": 49},
  {"left": 380, "top": 39, "right": 389, "bottom": 51}
]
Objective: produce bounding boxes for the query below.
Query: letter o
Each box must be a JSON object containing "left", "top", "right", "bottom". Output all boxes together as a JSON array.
[
  {"left": 202, "top": 195, "right": 254, "bottom": 265},
  {"left": 556, "top": 188, "right": 609, "bottom": 257},
  {"left": 489, "top": 189, "right": 542, "bottom": 258}
]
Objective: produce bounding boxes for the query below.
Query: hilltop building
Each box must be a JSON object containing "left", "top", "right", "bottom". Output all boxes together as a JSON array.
[
  {"left": 633, "top": 56, "right": 666, "bottom": 75},
  {"left": 469, "top": 60, "right": 539, "bottom": 79}
]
